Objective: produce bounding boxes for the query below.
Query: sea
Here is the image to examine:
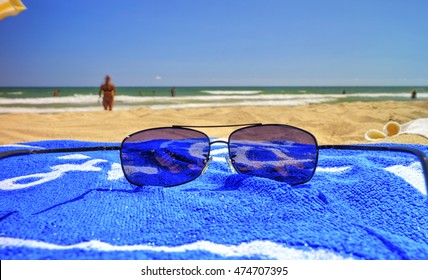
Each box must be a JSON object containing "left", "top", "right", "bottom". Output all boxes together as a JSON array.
[{"left": 0, "top": 86, "right": 427, "bottom": 113}]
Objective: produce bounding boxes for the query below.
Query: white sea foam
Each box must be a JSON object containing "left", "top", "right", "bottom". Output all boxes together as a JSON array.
[
  {"left": 0, "top": 95, "right": 99, "bottom": 105},
  {"left": 201, "top": 90, "right": 262, "bottom": 95},
  {"left": 0, "top": 94, "right": 342, "bottom": 113},
  {"left": 0, "top": 91, "right": 23, "bottom": 96},
  {"left": 0, "top": 237, "right": 349, "bottom": 259},
  {"left": 1, "top": 92, "right": 427, "bottom": 113},
  {"left": 4, "top": 92, "right": 427, "bottom": 107},
  {"left": 0, "top": 106, "right": 104, "bottom": 114},
  {"left": 352, "top": 92, "right": 428, "bottom": 98}
]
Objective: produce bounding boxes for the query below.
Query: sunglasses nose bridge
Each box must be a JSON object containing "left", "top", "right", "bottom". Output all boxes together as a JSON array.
[
  {"left": 225, "top": 156, "right": 237, "bottom": 173},
  {"left": 209, "top": 139, "right": 237, "bottom": 174},
  {"left": 209, "top": 139, "right": 228, "bottom": 145},
  {"left": 201, "top": 156, "right": 213, "bottom": 174}
]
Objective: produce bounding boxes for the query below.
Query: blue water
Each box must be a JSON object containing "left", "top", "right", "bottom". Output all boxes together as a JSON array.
[{"left": 0, "top": 86, "right": 427, "bottom": 113}]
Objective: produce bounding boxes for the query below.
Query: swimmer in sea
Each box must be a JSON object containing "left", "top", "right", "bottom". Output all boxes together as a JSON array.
[{"left": 98, "top": 75, "right": 116, "bottom": 111}]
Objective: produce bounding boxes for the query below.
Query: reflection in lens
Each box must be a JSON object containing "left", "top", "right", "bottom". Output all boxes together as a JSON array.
[
  {"left": 228, "top": 125, "right": 318, "bottom": 185},
  {"left": 120, "top": 128, "right": 210, "bottom": 187}
]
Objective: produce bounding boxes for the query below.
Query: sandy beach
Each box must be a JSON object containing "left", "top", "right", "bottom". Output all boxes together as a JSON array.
[{"left": 0, "top": 101, "right": 427, "bottom": 145}]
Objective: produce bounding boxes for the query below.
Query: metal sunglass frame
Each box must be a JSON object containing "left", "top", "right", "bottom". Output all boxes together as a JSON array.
[{"left": 1, "top": 123, "right": 427, "bottom": 192}]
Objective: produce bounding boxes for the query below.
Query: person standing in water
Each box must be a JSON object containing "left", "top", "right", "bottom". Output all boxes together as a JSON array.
[
  {"left": 98, "top": 75, "right": 116, "bottom": 111},
  {"left": 411, "top": 89, "right": 417, "bottom": 99}
]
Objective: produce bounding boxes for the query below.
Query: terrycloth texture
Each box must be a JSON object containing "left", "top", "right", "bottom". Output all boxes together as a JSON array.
[
  {"left": 366, "top": 118, "right": 428, "bottom": 141},
  {"left": 0, "top": 140, "right": 427, "bottom": 260}
]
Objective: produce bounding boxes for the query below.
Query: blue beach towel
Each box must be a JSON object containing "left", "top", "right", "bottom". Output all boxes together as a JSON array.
[{"left": 0, "top": 140, "right": 427, "bottom": 260}]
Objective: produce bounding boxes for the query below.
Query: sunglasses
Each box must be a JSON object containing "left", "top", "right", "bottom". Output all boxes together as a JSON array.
[{"left": 1, "top": 123, "right": 427, "bottom": 191}]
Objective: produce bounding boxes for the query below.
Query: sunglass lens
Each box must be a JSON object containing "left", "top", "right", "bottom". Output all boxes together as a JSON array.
[
  {"left": 228, "top": 125, "right": 318, "bottom": 185},
  {"left": 120, "top": 128, "right": 210, "bottom": 187}
]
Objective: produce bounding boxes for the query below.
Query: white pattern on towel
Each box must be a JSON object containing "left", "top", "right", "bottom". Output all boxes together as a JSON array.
[
  {"left": 107, "top": 163, "right": 124, "bottom": 180},
  {"left": 0, "top": 237, "right": 350, "bottom": 260},
  {"left": 316, "top": 166, "right": 352, "bottom": 173},
  {"left": 0, "top": 159, "right": 107, "bottom": 190},
  {"left": 385, "top": 162, "right": 426, "bottom": 195},
  {"left": 58, "top": 154, "right": 91, "bottom": 160}
]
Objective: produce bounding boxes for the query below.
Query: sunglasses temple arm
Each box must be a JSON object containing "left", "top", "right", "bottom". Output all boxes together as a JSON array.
[
  {"left": 0, "top": 146, "right": 121, "bottom": 160},
  {"left": 319, "top": 145, "right": 428, "bottom": 195}
]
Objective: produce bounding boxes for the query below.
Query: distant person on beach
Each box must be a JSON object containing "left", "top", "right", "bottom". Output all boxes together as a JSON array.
[
  {"left": 53, "top": 89, "right": 59, "bottom": 96},
  {"left": 411, "top": 89, "right": 417, "bottom": 99},
  {"left": 98, "top": 75, "right": 116, "bottom": 111},
  {"left": 170, "top": 87, "right": 176, "bottom": 97}
]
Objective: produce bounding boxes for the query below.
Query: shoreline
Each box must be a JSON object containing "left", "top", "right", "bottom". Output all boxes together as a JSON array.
[
  {"left": 1, "top": 86, "right": 428, "bottom": 114},
  {"left": 0, "top": 101, "right": 427, "bottom": 145}
]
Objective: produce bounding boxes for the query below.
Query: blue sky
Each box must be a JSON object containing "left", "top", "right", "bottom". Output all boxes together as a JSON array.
[{"left": 0, "top": 0, "right": 427, "bottom": 87}]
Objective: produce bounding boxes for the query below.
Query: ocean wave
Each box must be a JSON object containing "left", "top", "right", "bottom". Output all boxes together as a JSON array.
[
  {"left": 0, "top": 94, "right": 340, "bottom": 105},
  {"left": 1, "top": 92, "right": 427, "bottom": 105},
  {"left": 351, "top": 92, "right": 428, "bottom": 98},
  {"left": 73, "top": 93, "right": 96, "bottom": 97},
  {"left": 0, "top": 95, "right": 338, "bottom": 113},
  {"left": 0, "top": 106, "right": 104, "bottom": 114},
  {"left": 0, "top": 95, "right": 99, "bottom": 105},
  {"left": 1, "top": 92, "right": 426, "bottom": 113},
  {"left": 0, "top": 91, "right": 23, "bottom": 96},
  {"left": 201, "top": 90, "right": 262, "bottom": 95}
]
